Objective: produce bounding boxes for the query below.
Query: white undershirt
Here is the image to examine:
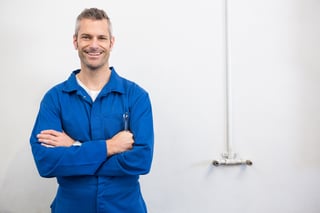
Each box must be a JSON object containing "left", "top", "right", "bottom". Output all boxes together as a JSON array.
[{"left": 76, "top": 75, "right": 101, "bottom": 102}]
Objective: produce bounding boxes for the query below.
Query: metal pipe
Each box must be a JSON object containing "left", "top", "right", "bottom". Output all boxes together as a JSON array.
[
  {"left": 224, "top": 0, "right": 232, "bottom": 157},
  {"left": 212, "top": 159, "right": 253, "bottom": 166},
  {"left": 212, "top": 0, "right": 252, "bottom": 167},
  {"left": 224, "top": 0, "right": 236, "bottom": 159}
]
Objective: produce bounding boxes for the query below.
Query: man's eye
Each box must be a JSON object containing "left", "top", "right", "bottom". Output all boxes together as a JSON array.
[{"left": 81, "top": 36, "right": 90, "bottom": 40}]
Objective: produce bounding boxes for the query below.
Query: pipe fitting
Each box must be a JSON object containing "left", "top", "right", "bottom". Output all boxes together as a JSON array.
[{"left": 212, "top": 159, "right": 252, "bottom": 166}]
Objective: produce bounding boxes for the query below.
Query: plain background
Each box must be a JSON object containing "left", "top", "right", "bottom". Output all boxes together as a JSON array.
[{"left": 0, "top": 0, "right": 320, "bottom": 212}]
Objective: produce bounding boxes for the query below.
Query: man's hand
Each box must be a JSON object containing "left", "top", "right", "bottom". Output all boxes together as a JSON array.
[
  {"left": 37, "top": 130, "right": 75, "bottom": 147},
  {"left": 106, "top": 131, "right": 134, "bottom": 156}
]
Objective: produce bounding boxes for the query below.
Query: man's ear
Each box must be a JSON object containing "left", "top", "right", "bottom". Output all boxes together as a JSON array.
[
  {"left": 110, "top": 36, "right": 115, "bottom": 50},
  {"left": 73, "top": 35, "right": 78, "bottom": 49}
]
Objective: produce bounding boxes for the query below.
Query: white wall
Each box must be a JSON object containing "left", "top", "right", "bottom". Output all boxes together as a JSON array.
[{"left": 0, "top": 0, "right": 319, "bottom": 212}]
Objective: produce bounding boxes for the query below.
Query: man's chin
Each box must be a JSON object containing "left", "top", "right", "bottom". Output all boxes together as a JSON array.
[
  {"left": 81, "top": 58, "right": 108, "bottom": 71},
  {"left": 87, "top": 65, "right": 101, "bottom": 71},
  {"left": 85, "top": 63, "right": 106, "bottom": 71}
]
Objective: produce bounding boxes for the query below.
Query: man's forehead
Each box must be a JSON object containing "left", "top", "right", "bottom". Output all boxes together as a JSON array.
[{"left": 78, "top": 19, "right": 109, "bottom": 34}]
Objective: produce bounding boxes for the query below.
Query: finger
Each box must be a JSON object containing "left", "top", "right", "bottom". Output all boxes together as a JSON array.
[
  {"left": 120, "top": 130, "right": 133, "bottom": 136},
  {"left": 37, "top": 133, "right": 56, "bottom": 141},
  {"left": 41, "top": 143, "right": 55, "bottom": 148},
  {"left": 37, "top": 134, "right": 59, "bottom": 146},
  {"left": 38, "top": 137, "right": 55, "bottom": 144},
  {"left": 40, "top": 129, "right": 61, "bottom": 136}
]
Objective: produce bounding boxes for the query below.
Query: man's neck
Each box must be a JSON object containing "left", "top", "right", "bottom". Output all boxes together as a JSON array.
[{"left": 77, "top": 66, "right": 111, "bottom": 91}]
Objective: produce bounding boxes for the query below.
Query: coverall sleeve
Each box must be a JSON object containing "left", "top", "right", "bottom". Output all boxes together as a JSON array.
[
  {"left": 30, "top": 93, "right": 107, "bottom": 178},
  {"left": 95, "top": 92, "right": 154, "bottom": 176}
]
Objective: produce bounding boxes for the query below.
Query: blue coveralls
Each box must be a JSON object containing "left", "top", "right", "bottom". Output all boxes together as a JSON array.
[{"left": 30, "top": 67, "right": 154, "bottom": 213}]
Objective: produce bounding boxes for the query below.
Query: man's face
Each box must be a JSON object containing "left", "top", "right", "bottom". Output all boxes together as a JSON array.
[{"left": 73, "top": 19, "right": 114, "bottom": 70}]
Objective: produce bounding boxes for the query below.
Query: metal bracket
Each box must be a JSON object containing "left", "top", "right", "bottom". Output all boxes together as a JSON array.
[{"left": 212, "top": 153, "right": 252, "bottom": 166}]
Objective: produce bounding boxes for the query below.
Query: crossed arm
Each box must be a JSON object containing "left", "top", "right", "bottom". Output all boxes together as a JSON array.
[
  {"left": 31, "top": 89, "right": 153, "bottom": 178},
  {"left": 37, "top": 129, "right": 134, "bottom": 157}
]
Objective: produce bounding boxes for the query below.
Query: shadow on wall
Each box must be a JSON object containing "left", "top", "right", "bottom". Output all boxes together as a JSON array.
[{"left": 295, "top": 0, "right": 320, "bottom": 168}]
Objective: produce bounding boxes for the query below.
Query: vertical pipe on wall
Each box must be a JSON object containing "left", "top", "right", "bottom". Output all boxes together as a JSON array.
[
  {"left": 212, "top": 0, "right": 252, "bottom": 166},
  {"left": 224, "top": 0, "right": 233, "bottom": 158}
]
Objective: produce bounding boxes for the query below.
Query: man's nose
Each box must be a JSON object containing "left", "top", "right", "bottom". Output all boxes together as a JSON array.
[{"left": 89, "top": 38, "right": 99, "bottom": 48}]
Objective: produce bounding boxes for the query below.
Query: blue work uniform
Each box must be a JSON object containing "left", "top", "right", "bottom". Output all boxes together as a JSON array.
[{"left": 30, "top": 67, "right": 154, "bottom": 213}]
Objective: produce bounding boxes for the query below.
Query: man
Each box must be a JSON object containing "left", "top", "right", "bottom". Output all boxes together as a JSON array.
[{"left": 30, "top": 8, "right": 154, "bottom": 213}]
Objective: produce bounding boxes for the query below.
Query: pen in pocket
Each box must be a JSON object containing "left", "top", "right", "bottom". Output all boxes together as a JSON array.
[{"left": 123, "top": 112, "right": 129, "bottom": 131}]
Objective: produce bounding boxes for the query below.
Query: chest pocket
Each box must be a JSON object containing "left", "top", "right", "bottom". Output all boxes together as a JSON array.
[{"left": 100, "top": 92, "right": 130, "bottom": 138}]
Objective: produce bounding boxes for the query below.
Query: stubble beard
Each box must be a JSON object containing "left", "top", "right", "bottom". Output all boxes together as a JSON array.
[{"left": 79, "top": 51, "right": 109, "bottom": 71}]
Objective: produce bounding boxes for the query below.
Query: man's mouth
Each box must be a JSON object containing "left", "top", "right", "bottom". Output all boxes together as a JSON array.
[{"left": 84, "top": 50, "right": 103, "bottom": 57}]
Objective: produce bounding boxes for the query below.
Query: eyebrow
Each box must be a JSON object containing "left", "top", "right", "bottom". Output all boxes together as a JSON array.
[{"left": 80, "top": 33, "right": 109, "bottom": 38}]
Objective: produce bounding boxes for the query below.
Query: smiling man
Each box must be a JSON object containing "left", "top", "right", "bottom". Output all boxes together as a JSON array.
[
  {"left": 30, "top": 8, "right": 154, "bottom": 213},
  {"left": 75, "top": 14, "right": 114, "bottom": 72}
]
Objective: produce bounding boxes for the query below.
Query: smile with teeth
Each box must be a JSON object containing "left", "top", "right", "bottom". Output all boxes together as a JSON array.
[{"left": 85, "top": 51, "right": 103, "bottom": 56}]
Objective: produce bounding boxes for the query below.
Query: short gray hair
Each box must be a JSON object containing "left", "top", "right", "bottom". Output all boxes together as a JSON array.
[{"left": 74, "top": 8, "right": 112, "bottom": 37}]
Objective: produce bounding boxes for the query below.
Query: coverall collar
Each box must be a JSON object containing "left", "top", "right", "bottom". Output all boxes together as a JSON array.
[{"left": 62, "top": 67, "right": 126, "bottom": 95}]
